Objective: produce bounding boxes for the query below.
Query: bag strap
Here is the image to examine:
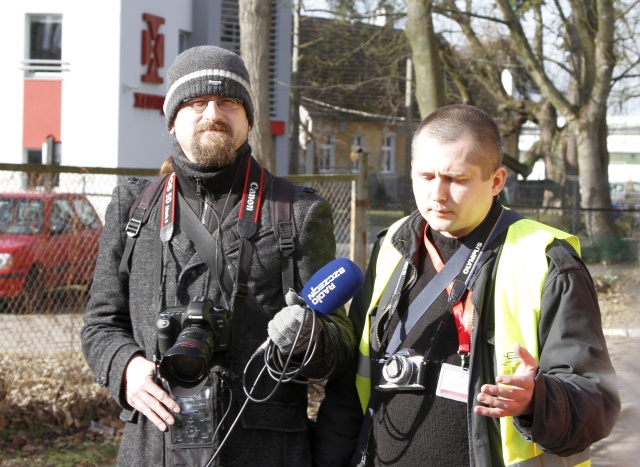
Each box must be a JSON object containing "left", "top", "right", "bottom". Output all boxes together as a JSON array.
[
  {"left": 118, "top": 175, "right": 168, "bottom": 285},
  {"left": 272, "top": 176, "right": 297, "bottom": 295}
]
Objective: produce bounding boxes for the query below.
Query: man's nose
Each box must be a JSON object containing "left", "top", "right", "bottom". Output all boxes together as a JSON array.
[
  {"left": 431, "top": 177, "right": 447, "bottom": 202},
  {"left": 202, "top": 100, "right": 224, "bottom": 120}
]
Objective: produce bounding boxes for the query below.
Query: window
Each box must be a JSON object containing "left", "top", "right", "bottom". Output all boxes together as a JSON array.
[
  {"left": 351, "top": 135, "right": 366, "bottom": 173},
  {"left": 178, "top": 30, "right": 191, "bottom": 54},
  {"left": 49, "top": 199, "right": 75, "bottom": 234},
  {"left": 2, "top": 199, "right": 45, "bottom": 235},
  {"left": 319, "top": 135, "right": 335, "bottom": 173},
  {"left": 25, "top": 149, "right": 59, "bottom": 189},
  {"left": 381, "top": 133, "right": 396, "bottom": 173},
  {"left": 73, "top": 198, "right": 101, "bottom": 230},
  {"left": 26, "top": 14, "right": 62, "bottom": 74},
  {"left": 220, "top": 1, "right": 241, "bottom": 54}
]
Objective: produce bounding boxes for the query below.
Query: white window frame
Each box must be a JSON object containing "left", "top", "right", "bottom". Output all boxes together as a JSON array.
[
  {"left": 24, "top": 14, "right": 63, "bottom": 76},
  {"left": 351, "top": 135, "right": 366, "bottom": 173},
  {"left": 319, "top": 134, "right": 335, "bottom": 174},
  {"left": 381, "top": 132, "right": 396, "bottom": 173}
]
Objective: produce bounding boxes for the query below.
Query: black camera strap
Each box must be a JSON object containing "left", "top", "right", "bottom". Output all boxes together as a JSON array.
[{"left": 156, "top": 159, "right": 271, "bottom": 359}]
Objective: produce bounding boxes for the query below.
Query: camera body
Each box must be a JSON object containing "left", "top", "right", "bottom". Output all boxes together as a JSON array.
[
  {"left": 157, "top": 297, "right": 230, "bottom": 359},
  {"left": 156, "top": 297, "right": 230, "bottom": 447},
  {"left": 376, "top": 348, "right": 427, "bottom": 391}
]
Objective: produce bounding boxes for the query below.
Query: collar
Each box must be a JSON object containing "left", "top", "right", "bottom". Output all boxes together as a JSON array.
[
  {"left": 171, "top": 142, "right": 252, "bottom": 198},
  {"left": 393, "top": 196, "right": 503, "bottom": 267},
  {"left": 424, "top": 197, "right": 503, "bottom": 259}
]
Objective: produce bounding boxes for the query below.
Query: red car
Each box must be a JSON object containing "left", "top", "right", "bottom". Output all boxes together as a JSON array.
[{"left": 0, "top": 192, "right": 103, "bottom": 312}]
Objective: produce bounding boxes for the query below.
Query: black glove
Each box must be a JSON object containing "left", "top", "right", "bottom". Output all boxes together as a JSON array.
[{"left": 267, "top": 289, "right": 317, "bottom": 355}]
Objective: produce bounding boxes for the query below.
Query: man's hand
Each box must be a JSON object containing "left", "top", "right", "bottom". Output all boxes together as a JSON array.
[
  {"left": 124, "top": 354, "right": 181, "bottom": 431},
  {"left": 474, "top": 343, "right": 538, "bottom": 418},
  {"left": 267, "top": 289, "right": 316, "bottom": 355}
]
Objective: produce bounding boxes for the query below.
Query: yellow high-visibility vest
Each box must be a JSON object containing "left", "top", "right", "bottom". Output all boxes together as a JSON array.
[{"left": 355, "top": 216, "right": 590, "bottom": 466}]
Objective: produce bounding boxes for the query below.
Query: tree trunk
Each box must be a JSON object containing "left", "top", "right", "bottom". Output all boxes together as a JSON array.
[
  {"left": 536, "top": 101, "right": 565, "bottom": 210},
  {"left": 405, "top": 0, "right": 445, "bottom": 118},
  {"left": 494, "top": 0, "right": 618, "bottom": 245},
  {"left": 239, "top": 0, "right": 274, "bottom": 171},
  {"left": 289, "top": 0, "right": 301, "bottom": 175},
  {"left": 576, "top": 114, "right": 617, "bottom": 240}
]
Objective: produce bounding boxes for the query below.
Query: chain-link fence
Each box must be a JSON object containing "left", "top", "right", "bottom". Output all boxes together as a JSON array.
[
  {"left": 1, "top": 163, "right": 639, "bottom": 354},
  {"left": 0, "top": 164, "right": 355, "bottom": 354}
]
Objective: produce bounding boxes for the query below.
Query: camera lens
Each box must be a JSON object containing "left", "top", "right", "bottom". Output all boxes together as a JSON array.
[
  {"left": 161, "top": 327, "right": 214, "bottom": 383},
  {"left": 165, "top": 353, "right": 204, "bottom": 381},
  {"left": 382, "top": 354, "right": 412, "bottom": 384},
  {"left": 385, "top": 357, "right": 405, "bottom": 379}
]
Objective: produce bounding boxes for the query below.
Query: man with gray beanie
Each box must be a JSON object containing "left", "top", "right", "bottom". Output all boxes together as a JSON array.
[{"left": 82, "top": 45, "right": 356, "bottom": 467}]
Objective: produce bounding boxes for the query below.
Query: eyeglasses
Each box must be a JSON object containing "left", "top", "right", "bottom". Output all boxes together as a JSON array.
[{"left": 182, "top": 97, "right": 242, "bottom": 112}]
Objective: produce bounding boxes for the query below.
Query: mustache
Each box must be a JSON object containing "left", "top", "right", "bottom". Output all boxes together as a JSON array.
[{"left": 195, "top": 122, "right": 232, "bottom": 134}]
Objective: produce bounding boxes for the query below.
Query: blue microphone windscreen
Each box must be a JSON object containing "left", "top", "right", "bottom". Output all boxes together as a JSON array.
[{"left": 301, "top": 258, "right": 364, "bottom": 315}]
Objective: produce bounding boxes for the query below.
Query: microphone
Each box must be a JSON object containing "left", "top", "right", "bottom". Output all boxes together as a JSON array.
[
  {"left": 257, "top": 258, "right": 364, "bottom": 358},
  {"left": 301, "top": 257, "right": 365, "bottom": 315}
]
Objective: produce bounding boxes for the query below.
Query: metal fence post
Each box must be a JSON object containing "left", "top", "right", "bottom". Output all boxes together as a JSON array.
[{"left": 350, "top": 151, "right": 369, "bottom": 271}]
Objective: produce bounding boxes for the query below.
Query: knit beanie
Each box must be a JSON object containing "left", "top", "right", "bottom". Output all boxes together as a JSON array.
[{"left": 163, "top": 45, "right": 254, "bottom": 129}]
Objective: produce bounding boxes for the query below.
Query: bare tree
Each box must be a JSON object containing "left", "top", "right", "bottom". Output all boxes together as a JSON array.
[
  {"left": 239, "top": 0, "right": 274, "bottom": 171},
  {"left": 429, "top": 0, "right": 622, "bottom": 242},
  {"left": 405, "top": 0, "right": 446, "bottom": 117},
  {"left": 289, "top": 0, "right": 302, "bottom": 175},
  {"left": 492, "top": 0, "right": 617, "bottom": 241}
]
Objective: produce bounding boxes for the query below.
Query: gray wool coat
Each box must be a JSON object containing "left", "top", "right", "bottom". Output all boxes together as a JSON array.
[{"left": 81, "top": 156, "right": 356, "bottom": 467}]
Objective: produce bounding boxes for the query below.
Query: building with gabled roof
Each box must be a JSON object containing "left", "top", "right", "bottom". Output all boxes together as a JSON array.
[{"left": 296, "top": 15, "right": 417, "bottom": 200}]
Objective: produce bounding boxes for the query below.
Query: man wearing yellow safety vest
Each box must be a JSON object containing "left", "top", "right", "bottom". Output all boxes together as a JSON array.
[{"left": 313, "top": 104, "right": 620, "bottom": 467}]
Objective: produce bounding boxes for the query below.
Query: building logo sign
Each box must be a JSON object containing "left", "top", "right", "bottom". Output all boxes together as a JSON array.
[
  {"left": 135, "top": 13, "right": 165, "bottom": 113},
  {"left": 141, "top": 13, "right": 165, "bottom": 84}
]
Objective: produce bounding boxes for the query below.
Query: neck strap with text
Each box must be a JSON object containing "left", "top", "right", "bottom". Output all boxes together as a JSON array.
[{"left": 384, "top": 208, "right": 522, "bottom": 357}]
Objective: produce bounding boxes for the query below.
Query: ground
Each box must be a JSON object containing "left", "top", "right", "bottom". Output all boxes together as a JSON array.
[{"left": 588, "top": 263, "right": 640, "bottom": 330}]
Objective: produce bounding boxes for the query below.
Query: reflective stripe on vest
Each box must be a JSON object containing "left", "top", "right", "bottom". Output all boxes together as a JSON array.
[
  {"left": 507, "top": 449, "right": 590, "bottom": 467},
  {"left": 355, "top": 217, "right": 407, "bottom": 413},
  {"left": 494, "top": 218, "right": 585, "bottom": 466},
  {"left": 356, "top": 216, "right": 589, "bottom": 466}
]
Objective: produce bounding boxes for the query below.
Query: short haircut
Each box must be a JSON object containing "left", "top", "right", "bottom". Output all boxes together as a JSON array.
[{"left": 411, "top": 104, "right": 502, "bottom": 179}]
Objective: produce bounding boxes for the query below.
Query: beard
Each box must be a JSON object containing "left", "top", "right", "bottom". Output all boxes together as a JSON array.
[{"left": 189, "top": 122, "right": 238, "bottom": 168}]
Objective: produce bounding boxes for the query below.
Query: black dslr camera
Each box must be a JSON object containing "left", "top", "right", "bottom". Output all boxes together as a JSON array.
[
  {"left": 157, "top": 297, "right": 231, "bottom": 386},
  {"left": 156, "top": 297, "right": 231, "bottom": 446},
  {"left": 376, "top": 348, "right": 427, "bottom": 391}
]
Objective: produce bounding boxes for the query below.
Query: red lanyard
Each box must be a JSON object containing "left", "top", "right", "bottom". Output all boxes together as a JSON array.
[{"left": 423, "top": 228, "right": 473, "bottom": 357}]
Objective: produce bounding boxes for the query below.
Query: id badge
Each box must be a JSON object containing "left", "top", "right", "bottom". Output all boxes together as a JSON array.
[{"left": 436, "top": 363, "right": 469, "bottom": 403}]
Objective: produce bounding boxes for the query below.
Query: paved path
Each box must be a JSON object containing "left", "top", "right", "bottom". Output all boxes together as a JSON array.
[{"left": 591, "top": 334, "right": 640, "bottom": 466}]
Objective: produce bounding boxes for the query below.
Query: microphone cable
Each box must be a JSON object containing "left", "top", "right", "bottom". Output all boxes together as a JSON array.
[
  {"left": 205, "top": 365, "right": 267, "bottom": 467},
  {"left": 204, "top": 313, "right": 318, "bottom": 466},
  {"left": 205, "top": 305, "right": 341, "bottom": 466},
  {"left": 242, "top": 306, "right": 339, "bottom": 404}
]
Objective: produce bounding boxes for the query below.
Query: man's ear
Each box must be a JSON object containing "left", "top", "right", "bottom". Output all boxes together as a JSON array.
[{"left": 492, "top": 167, "right": 508, "bottom": 196}]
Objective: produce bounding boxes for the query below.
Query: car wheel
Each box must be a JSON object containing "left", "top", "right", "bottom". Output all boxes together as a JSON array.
[{"left": 23, "top": 267, "right": 47, "bottom": 314}]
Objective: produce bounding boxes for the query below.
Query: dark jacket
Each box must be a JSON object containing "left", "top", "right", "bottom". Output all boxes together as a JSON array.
[
  {"left": 81, "top": 149, "right": 355, "bottom": 467},
  {"left": 314, "top": 205, "right": 620, "bottom": 466}
]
